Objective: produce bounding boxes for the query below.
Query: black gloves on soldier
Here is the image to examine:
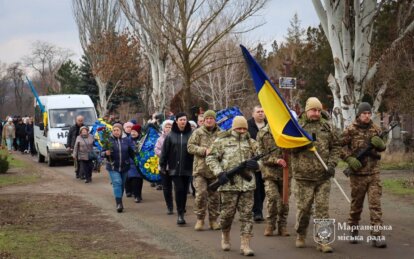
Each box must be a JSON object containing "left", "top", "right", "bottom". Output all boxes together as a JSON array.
[{"left": 245, "top": 160, "right": 259, "bottom": 170}]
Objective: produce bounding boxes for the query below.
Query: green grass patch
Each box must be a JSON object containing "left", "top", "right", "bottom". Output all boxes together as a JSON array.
[
  {"left": 0, "top": 227, "right": 136, "bottom": 259},
  {"left": 0, "top": 173, "right": 40, "bottom": 187},
  {"left": 0, "top": 149, "right": 39, "bottom": 187},
  {"left": 382, "top": 179, "right": 414, "bottom": 195},
  {"left": 0, "top": 149, "right": 27, "bottom": 168},
  {"left": 380, "top": 162, "right": 414, "bottom": 170}
]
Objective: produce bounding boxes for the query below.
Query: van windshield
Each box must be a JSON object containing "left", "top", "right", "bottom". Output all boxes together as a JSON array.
[{"left": 49, "top": 108, "right": 96, "bottom": 128}]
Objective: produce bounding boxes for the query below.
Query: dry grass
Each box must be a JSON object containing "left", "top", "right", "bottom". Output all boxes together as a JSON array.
[{"left": 380, "top": 152, "right": 414, "bottom": 170}]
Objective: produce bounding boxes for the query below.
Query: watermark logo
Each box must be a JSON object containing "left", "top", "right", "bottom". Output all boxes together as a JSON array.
[{"left": 313, "top": 219, "right": 335, "bottom": 245}]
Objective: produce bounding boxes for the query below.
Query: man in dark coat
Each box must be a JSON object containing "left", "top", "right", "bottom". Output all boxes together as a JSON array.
[
  {"left": 247, "top": 105, "right": 267, "bottom": 222},
  {"left": 67, "top": 115, "right": 84, "bottom": 179}
]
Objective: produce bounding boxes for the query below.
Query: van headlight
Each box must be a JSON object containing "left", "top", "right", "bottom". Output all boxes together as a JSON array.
[{"left": 50, "top": 142, "right": 65, "bottom": 149}]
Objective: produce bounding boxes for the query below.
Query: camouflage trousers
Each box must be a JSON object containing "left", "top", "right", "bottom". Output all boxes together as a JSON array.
[
  {"left": 220, "top": 191, "right": 254, "bottom": 235},
  {"left": 193, "top": 176, "right": 220, "bottom": 220},
  {"left": 348, "top": 173, "right": 383, "bottom": 228},
  {"left": 264, "top": 178, "right": 291, "bottom": 228},
  {"left": 293, "top": 179, "right": 331, "bottom": 236}
]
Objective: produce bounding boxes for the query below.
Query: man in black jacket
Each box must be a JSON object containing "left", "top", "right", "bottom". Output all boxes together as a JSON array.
[
  {"left": 160, "top": 112, "right": 194, "bottom": 225},
  {"left": 67, "top": 115, "right": 84, "bottom": 179},
  {"left": 247, "top": 105, "right": 268, "bottom": 222}
]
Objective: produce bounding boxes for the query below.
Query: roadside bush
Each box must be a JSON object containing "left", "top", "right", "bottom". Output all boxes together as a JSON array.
[{"left": 0, "top": 154, "right": 9, "bottom": 174}]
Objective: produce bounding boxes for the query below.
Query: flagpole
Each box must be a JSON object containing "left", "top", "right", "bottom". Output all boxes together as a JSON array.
[
  {"left": 313, "top": 149, "right": 351, "bottom": 203},
  {"left": 282, "top": 150, "right": 289, "bottom": 205}
]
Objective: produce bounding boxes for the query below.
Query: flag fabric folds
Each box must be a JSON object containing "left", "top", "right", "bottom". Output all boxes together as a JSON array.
[{"left": 240, "top": 45, "right": 313, "bottom": 148}]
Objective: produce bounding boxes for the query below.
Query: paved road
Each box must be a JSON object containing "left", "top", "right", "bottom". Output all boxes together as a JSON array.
[{"left": 9, "top": 154, "right": 414, "bottom": 259}]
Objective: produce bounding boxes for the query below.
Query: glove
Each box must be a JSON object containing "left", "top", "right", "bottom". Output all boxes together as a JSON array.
[
  {"left": 346, "top": 156, "right": 362, "bottom": 171},
  {"left": 326, "top": 166, "right": 335, "bottom": 178},
  {"left": 218, "top": 172, "right": 229, "bottom": 185},
  {"left": 370, "top": 136, "right": 386, "bottom": 151},
  {"left": 245, "top": 160, "right": 259, "bottom": 170}
]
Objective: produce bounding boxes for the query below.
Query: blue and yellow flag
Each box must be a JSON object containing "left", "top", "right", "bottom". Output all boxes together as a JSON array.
[{"left": 240, "top": 45, "right": 313, "bottom": 148}]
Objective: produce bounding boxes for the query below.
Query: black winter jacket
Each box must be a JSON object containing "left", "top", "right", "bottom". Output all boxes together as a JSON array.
[
  {"left": 160, "top": 121, "right": 194, "bottom": 176},
  {"left": 67, "top": 124, "right": 83, "bottom": 149},
  {"left": 15, "top": 123, "right": 26, "bottom": 138},
  {"left": 247, "top": 118, "right": 267, "bottom": 140}
]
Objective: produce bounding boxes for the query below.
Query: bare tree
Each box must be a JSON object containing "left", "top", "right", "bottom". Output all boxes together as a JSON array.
[
  {"left": 6, "top": 63, "right": 25, "bottom": 115},
  {"left": 72, "top": 0, "right": 121, "bottom": 116},
  {"left": 120, "top": 0, "right": 173, "bottom": 114},
  {"left": 162, "top": 0, "right": 267, "bottom": 114},
  {"left": 312, "top": 0, "right": 414, "bottom": 129},
  {"left": 193, "top": 35, "right": 249, "bottom": 110},
  {"left": 23, "top": 41, "right": 73, "bottom": 93}
]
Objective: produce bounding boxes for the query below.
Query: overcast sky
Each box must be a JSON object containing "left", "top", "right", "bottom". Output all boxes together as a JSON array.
[{"left": 0, "top": 0, "right": 320, "bottom": 65}]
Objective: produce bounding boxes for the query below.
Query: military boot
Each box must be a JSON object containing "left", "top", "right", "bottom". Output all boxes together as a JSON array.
[
  {"left": 316, "top": 243, "right": 333, "bottom": 253},
  {"left": 277, "top": 226, "right": 290, "bottom": 237},
  {"left": 209, "top": 218, "right": 221, "bottom": 230},
  {"left": 372, "top": 239, "right": 387, "bottom": 248},
  {"left": 194, "top": 218, "right": 204, "bottom": 231},
  {"left": 350, "top": 230, "right": 359, "bottom": 244},
  {"left": 221, "top": 231, "right": 231, "bottom": 251},
  {"left": 295, "top": 235, "right": 306, "bottom": 248},
  {"left": 263, "top": 224, "right": 275, "bottom": 236},
  {"left": 371, "top": 232, "right": 387, "bottom": 248},
  {"left": 240, "top": 234, "right": 254, "bottom": 256}
]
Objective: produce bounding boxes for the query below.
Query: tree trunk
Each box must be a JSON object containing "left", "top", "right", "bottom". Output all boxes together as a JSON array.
[{"left": 95, "top": 76, "right": 108, "bottom": 117}]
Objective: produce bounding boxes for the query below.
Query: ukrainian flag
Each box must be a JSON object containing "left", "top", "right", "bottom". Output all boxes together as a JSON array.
[{"left": 240, "top": 45, "right": 313, "bottom": 148}]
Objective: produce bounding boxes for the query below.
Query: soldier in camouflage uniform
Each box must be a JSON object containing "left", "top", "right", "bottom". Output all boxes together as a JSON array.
[
  {"left": 256, "top": 124, "right": 290, "bottom": 237},
  {"left": 187, "top": 110, "right": 221, "bottom": 231},
  {"left": 291, "top": 97, "right": 341, "bottom": 253},
  {"left": 206, "top": 116, "right": 259, "bottom": 256},
  {"left": 341, "top": 102, "right": 387, "bottom": 248}
]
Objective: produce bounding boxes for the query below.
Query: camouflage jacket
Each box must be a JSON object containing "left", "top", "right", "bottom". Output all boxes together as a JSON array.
[
  {"left": 341, "top": 119, "right": 383, "bottom": 175},
  {"left": 256, "top": 125, "right": 285, "bottom": 180},
  {"left": 291, "top": 114, "right": 341, "bottom": 181},
  {"left": 187, "top": 125, "right": 221, "bottom": 178},
  {"left": 206, "top": 130, "right": 258, "bottom": 192}
]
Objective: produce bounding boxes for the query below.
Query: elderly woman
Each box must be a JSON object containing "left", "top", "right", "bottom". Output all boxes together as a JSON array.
[
  {"left": 125, "top": 124, "right": 144, "bottom": 203},
  {"left": 105, "top": 123, "right": 136, "bottom": 213},
  {"left": 155, "top": 119, "right": 174, "bottom": 214},
  {"left": 2, "top": 117, "right": 16, "bottom": 154},
  {"left": 73, "top": 126, "right": 95, "bottom": 183}
]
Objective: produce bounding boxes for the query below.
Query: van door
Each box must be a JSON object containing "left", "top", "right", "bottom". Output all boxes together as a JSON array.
[{"left": 34, "top": 105, "right": 47, "bottom": 160}]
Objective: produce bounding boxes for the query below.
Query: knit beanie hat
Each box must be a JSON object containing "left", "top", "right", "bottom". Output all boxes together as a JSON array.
[
  {"left": 123, "top": 122, "right": 133, "bottom": 130},
  {"left": 131, "top": 124, "right": 141, "bottom": 133},
  {"left": 203, "top": 110, "right": 216, "bottom": 120},
  {"left": 305, "top": 97, "right": 323, "bottom": 111},
  {"left": 189, "top": 120, "right": 197, "bottom": 128},
  {"left": 162, "top": 119, "right": 174, "bottom": 130},
  {"left": 112, "top": 123, "right": 123, "bottom": 131},
  {"left": 232, "top": 116, "right": 248, "bottom": 130},
  {"left": 357, "top": 102, "right": 372, "bottom": 117},
  {"left": 79, "top": 126, "right": 89, "bottom": 133}
]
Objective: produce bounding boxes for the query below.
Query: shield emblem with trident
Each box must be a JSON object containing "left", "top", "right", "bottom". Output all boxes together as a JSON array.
[{"left": 313, "top": 219, "right": 336, "bottom": 245}]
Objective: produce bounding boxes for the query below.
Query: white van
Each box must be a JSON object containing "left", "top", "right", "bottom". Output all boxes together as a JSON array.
[{"left": 34, "top": 95, "right": 97, "bottom": 166}]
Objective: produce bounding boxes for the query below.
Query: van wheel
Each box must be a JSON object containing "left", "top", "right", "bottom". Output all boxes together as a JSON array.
[
  {"left": 47, "top": 151, "right": 54, "bottom": 167},
  {"left": 37, "top": 147, "right": 45, "bottom": 163}
]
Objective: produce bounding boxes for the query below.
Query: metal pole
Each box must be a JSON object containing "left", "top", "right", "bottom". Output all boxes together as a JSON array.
[
  {"left": 282, "top": 150, "right": 289, "bottom": 205},
  {"left": 313, "top": 149, "right": 351, "bottom": 203}
]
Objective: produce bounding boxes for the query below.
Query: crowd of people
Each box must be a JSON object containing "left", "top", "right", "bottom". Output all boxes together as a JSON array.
[
  {"left": 0, "top": 115, "right": 35, "bottom": 155},
  {"left": 1, "top": 97, "right": 389, "bottom": 256}
]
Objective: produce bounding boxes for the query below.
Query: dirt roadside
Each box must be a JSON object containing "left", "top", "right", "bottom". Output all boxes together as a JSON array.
[{"left": 1, "top": 153, "right": 414, "bottom": 259}]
